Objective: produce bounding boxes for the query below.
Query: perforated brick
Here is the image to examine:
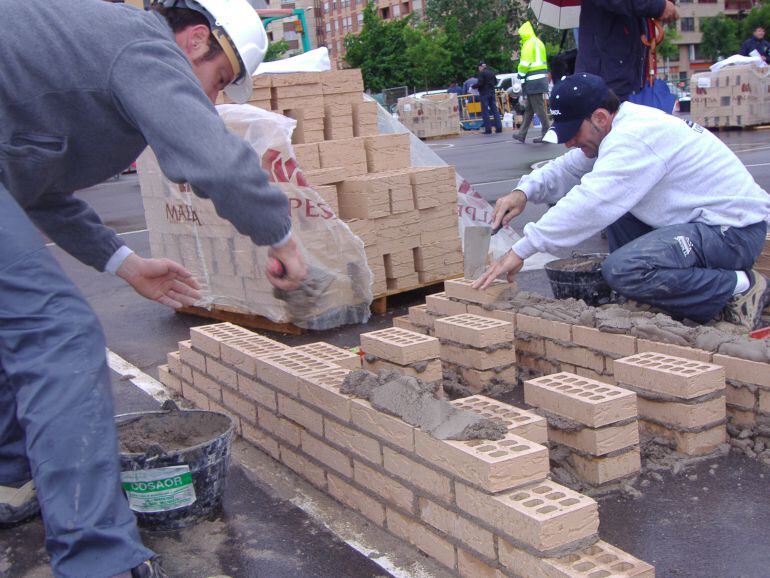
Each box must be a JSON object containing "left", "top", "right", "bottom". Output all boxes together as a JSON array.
[
  {"left": 179, "top": 340, "right": 206, "bottom": 373},
  {"left": 614, "top": 353, "right": 725, "bottom": 399},
  {"left": 294, "top": 342, "right": 361, "bottom": 370},
  {"left": 298, "top": 367, "right": 353, "bottom": 422},
  {"left": 455, "top": 480, "right": 599, "bottom": 552},
  {"left": 639, "top": 420, "right": 726, "bottom": 456},
  {"left": 190, "top": 322, "right": 254, "bottom": 358},
  {"left": 360, "top": 327, "right": 440, "bottom": 365},
  {"left": 386, "top": 508, "right": 457, "bottom": 570},
  {"left": 524, "top": 373, "right": 637, "bottom": 427},
  {"left": 572, "top": 325, "right": 637, "bottom": 357},
  {"left": 466, "top": 304, "right": 517, "bottom": 324},
  {"left": 434, "top": 314, "right": 513, "bottom": 348},
  {"left": 351, "top": 399, "right": 415, "bottom": 451},
  {"left": 408, "top": 304, "right": 435, "bottom": 329},
  {"left": 414, "top": 431, "right": 548, "bottom": 493},
  {"left": 545, "top": 342, "right": 605, "bottom": 373},
  {"left": 544, "top": 540, "right": 655, "bottom": 577},
  {"left": 637, "top": 395, "right": 726, "bottom": 430},
  {"left": 549, "top": 420, "right": 639, "bottom": 456},
  {"left": 363, "top": 357, "right": 443, "bottom": 381},
  {"left": 328, "top": 474, "right": 386, "bottom": 526},
  {"left": 570, "top": 448, "right": 641, "bottom": 485},
  {"left": 516, "top": 314, "right": 571, "bottom": 341},
  {"left": 256, "top": 351, "right": 340, "bottom": 396},
  {"left": 383, "top": 447, "right": 452, "bottom": 502},
  {"left": 220, "top": 334, "right": 290, "bottom": 375},
  {"left": 419, "top": 497, "right": 496, "bottom": 559},
  {"left": 426, "top": 291, "right": 468, "bottom": 316},
  {"left": 391, "top": 315, "right": 426, "bottom": 334},
  {"left": 449, "top": 364, "right": 519, "bottom": 392},
  {"left": 713, "top": 354, "right": 770, "bottom": 388},
  {"left": 444, "top": 277, "right": 513, "bottom": 305},
  {"left": 158, "top": 365, "right": 182, "bottom": 394},
  {"left": 450, "top": 396, "right": 547, "bottom": 444},
  {"left": 637, "top": 339, "right": 712, "bottom": 363},
  {"left": 440, "top": 342, "right": 516, "bottom": 370}
]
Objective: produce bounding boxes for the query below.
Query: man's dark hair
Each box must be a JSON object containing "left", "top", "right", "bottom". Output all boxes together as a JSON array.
[
  {"left": 153, "top": 6, "right": 223, "bottom": 61},
  {"left": 598, "top": 89, "right": 620, "bottom": 114}
]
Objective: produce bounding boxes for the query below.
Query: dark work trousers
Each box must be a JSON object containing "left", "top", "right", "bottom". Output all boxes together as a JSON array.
[
  {"left": 479, "top": 91, "right": 502, "bottom": 133},
  {"left": 516, "top": 92, "right": 551, "bottom": 140},
  {"left": 602, "top": 212, "right": 768, "bottom": 323},
  {"left": 0, "top": 185, "right": 152, "bottom": 577}
]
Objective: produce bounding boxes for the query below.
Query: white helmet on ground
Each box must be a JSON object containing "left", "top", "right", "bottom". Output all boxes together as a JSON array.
[{"left": 158, "top": 0, "right": 268, "bottom": 103}]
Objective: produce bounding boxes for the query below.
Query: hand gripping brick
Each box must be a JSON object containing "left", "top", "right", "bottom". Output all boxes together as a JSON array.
[
  {"left": 614, "top": 352, "right": 725, "bottom": 399},
  {"left": 360, "top": 327, "right": 440, "bottom": 365},
  {"left": 450, "top": 396, "right": 547, "bottom": 444},
  {"left": 190, "top": 322, "right": 255, "bottom": 357},
  {"left": 455, "top": 480, "right": 599, "bottom": 553},
  {"left": 444, "top": 278, "right": 513, "bottom": 305},
  {"left": 256, "top": 350, "right": 340, "bottom": 396},
  {"left": 524, "top": 373, "right": 637, "bottom": 428},
  {"left": 414, "top": 431, "right": 549, "bottom": 493},
  {"left": 294, "top": 342, "right": 361, "bottom": 370},
  {"left": 220, "top": 334, "right": 291, "bottom": 375},
  {"left": 434, "top": 314, "right": 513, "bottom": 348}
]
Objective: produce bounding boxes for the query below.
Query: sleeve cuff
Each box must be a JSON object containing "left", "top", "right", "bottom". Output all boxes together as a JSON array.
[
  {"left": 271, "top": 230, "right": 292, "bottom": 249},
  {"left": 105, "top": 245, "right": 134, "bottom": 275},
  {"left": 512, "top": 237, "right": 536, "bottom": 261}
]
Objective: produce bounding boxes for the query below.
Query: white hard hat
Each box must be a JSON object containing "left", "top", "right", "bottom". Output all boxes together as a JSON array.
[{"left": 159, "top": 0, "right": 268, "bottom": 103}]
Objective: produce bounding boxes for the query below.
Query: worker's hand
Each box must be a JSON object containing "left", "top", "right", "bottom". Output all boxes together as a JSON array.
[
  {"left": 471, "top": 249, "right": 524, "bottom": 290},
  {"left": 117, "top": 253, "right": 201, "bottom": 309},
  {"left": 659, "top": 1, "right": 678, "bottom": 24},
  {"left": 491, "top": 189, "right": 528, "bottom": 230},
  {"left": 266, "top": 235, "right": 307, "bottom": 291}
]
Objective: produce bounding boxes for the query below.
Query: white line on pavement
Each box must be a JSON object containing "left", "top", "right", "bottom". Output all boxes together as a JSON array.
[
  {"left": 106, "top": 348, "right": 174, "bottom": 404},
  {"left": 745, "top": 162, "right": 770, "bottom": 167}
]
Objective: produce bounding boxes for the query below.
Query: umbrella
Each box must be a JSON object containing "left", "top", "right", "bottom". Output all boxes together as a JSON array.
[
  {"left": 628, "top": 20, "right": 677, "bottom": 113},
  {"left": 528, "top": 0, "right": 581, "bottom": 30}
]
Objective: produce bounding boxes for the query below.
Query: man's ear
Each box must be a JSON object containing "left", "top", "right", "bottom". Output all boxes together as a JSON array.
[
  {"left": 592, "top": 108, "right": 612, "bottom": 129},
  {"left": 177, "top": 24, "right": 212, "bottom": 61}
]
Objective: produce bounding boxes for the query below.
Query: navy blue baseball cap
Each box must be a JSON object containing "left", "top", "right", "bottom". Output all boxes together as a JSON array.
[{"left": 543, "top": 73, "right": 610, "bottom": 144}]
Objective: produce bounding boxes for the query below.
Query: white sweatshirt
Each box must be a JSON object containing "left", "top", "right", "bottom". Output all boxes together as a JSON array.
[{"left": 512, "top": 102, "right": 770, "bottom": 260}]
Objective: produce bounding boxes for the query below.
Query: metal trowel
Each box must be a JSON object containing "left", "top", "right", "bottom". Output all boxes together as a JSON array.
[{"left": 463, "top": 219, "right": 507, "bottom": 280}]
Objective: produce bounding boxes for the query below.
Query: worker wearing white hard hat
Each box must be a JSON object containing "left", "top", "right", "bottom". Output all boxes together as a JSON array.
[{"left": 0, "top": 0, "right": 305, "bottom": 576}]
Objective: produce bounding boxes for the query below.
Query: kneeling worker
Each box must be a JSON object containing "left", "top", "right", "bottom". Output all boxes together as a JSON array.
[{"left": 474, "top": 73, "right": 770, "bottom": 330}]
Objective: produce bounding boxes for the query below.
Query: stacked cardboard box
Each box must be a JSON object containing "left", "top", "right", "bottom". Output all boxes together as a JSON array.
[
  {"left": 690, "top": 64, "right": 770, "bottom": 128},
  {"left": 397, "top": 93, "right": 461, "bottom": 139}
]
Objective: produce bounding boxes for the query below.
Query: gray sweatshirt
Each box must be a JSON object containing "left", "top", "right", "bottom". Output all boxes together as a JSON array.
[
  {"left": 0, "top": 0, "right": 290, "bottom": 271},
  {"left": 513, "top": 102, "right": 770, "bottom": 260}
]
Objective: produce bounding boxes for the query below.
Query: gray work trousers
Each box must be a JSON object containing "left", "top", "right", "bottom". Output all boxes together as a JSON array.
[
  {"left": 0, "top": 184, "right": 152, "bottom": 577},
  {"left": 516, "top": 92, "right": 551, "bottom": 139}
]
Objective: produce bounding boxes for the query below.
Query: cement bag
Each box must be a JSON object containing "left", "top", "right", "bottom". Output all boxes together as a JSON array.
[{"left": 137, "top": 104, "right": 372, "bottom": 330}]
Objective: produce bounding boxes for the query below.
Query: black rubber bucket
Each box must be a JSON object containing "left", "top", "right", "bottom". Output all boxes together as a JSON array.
[
  {"left": 116, "top": 401, "right": 234, "bottom": 531},
  {"left": 544, "top": 253, "right": 612, "bottom": 306}
]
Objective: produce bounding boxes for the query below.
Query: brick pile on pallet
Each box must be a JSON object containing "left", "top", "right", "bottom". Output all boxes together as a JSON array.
[
  {"left": 525, "top": 373, "right": 642, "bottom": 487},
  {"left": 159, "top": 321, "right": 654, "bottom": 577},
  {"left": 396, "top": 93, "right": 462, "bottom": 139},
  {"left": 222, "top": 70, "right": 463, "bottom": 297},
  {"left": 397, "top": 277, "right": 770, "bottom": 461},
  {"left": 690, "top": 64, "right": 770, "bottom": 128},
  {"left": 614, "top": 353, "right": 727, "bottom": 456}
]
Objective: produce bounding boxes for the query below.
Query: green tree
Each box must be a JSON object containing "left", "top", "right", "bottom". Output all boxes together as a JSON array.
[
  {"left": 699, "top": 15, "right": 741, "bottom": 61},
  {"left": 344, "top": 3, "right": 413, "bottom": 91},
  {"left": 404, "top": 23, "right": 453, "bottom": 91},
  {"left": 264, "top": 39, "right": 291, "bottom": 62},
  {"left": 425, "top": 0, "right": 526, "bottom": 37},
  {"left": 658, "top": 24, "right": 680, "bottom": 61},
  {"left": 740, "top": 3, "right": 770, "bottom": 46}
]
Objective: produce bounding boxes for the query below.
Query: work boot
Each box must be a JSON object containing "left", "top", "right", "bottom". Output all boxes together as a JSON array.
[
  {"left": 0, "top": 480, "right": 40, "bottom": 528},
  {"left": 720, "top": 269, "right": 770, "bottom": 331},
  {"left": 131, "top": 557, "right": 169, "bottom": 578},
  {"left": 532, "top": 136, "right": 545, "bottom": 143},
  {"left": 512, "top": 133, "right": 525, "bottom": 143}
]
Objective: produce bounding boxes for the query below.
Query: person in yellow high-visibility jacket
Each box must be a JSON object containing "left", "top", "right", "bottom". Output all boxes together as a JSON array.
[{"left": 513, "top": 21, "right": 551, "bottom": 144}]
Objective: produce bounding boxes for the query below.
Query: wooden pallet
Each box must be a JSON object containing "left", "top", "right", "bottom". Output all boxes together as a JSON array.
[
  {"left": 177, "top": 305, "right": 305, "bottom": 335},
  {"left": 370, "top": 277, "right": 459, "bottom": 315}
]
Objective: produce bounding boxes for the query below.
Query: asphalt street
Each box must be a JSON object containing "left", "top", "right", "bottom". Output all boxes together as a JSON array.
[{"left": 2, "top": 122, "right": 770, "bottom": 577}]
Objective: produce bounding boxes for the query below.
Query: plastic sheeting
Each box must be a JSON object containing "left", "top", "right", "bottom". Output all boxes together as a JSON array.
[{"left": 137, "top": 105, "right": 372, "bottom": 330}]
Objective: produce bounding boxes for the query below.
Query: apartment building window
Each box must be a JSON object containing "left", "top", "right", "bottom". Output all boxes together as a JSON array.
[
  {"left": 380, "top": 6, "right": 390, "bottom": 18},
  {"left": 332, "top": 0, "right": 336, "bottom": 9},
  {"left": 357, "top": 12, "right": 363, "bottom": 23},
  {"left": 402, "top": 1, "right": 410, "bottom": 13},
  {"left": 392, "top": 4, "right": 400, "bottom": 16},
  {"left": 680, "top": 17, "right": 695, "bottom": 32},
  {"left": 325, "top": 22, "right": 331, "bottom": 32},
  {"left": 323, "top": 2, "right": 329, "bottom": 11}
]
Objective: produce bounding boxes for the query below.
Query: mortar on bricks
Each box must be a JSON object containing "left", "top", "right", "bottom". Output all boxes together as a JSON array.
[{"left": 116, "top": 401, "right": 234, "bottom": 531}]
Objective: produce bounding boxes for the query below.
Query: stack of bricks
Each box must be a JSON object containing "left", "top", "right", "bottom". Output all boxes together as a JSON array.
[
  {"left": 614, "top": 353, "right": 727, "bottom": 456},
  {"left": 232, "top": 70, "right": 462, "bottom": 297},
  {"left": 434, "top": 313, "right": 517, "bottom": 396},
  {"left": 359, "top": 327, "right": 442, "bottom": 383},
  {"left": 525, "top": 373, "right": 642, "bottom": 487},
  {"left": 396, "top": 93, "right": 462, "bottom": 139},
  {"left": 160, "top": 322, "right": 656, "bottom": 577}
]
